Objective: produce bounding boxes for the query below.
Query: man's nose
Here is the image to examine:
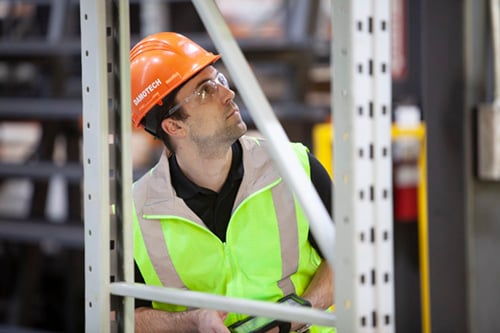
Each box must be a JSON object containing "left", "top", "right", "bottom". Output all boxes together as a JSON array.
[{"left": 218, "top": 83, "right": 235, "bottom": 103}]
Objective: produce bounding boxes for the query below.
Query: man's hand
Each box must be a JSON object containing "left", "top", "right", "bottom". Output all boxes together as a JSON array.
[{"left": 196, "top": 309, "right": 230, "bottom": 333}]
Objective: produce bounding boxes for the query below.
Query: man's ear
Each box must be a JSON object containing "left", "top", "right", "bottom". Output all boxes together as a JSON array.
[{"left": 161, "top": 118, "right": 184, "bottom": 137}]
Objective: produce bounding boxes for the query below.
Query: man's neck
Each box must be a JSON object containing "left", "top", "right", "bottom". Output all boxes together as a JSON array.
[{"left": 175, "top": 143, "right": 233, "bottom": 193}]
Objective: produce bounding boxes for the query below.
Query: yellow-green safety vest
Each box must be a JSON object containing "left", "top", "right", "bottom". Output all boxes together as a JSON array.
[{"left": 133, "top": 136, "right": 334, "bottom": 332}]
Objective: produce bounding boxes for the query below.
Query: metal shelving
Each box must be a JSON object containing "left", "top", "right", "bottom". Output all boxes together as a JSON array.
[
  {"left": 0, "top": 0, "right": 394, "bottom": 332},
  {"left": 0, "top": 1, "right": 84, "bottom": 331}
]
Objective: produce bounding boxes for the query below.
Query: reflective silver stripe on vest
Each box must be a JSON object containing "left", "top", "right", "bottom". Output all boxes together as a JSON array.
[
  {"left": 272, "top": 182, "right": 300, "bottom": 295},
  {"left": 134, "top": 161, "right": 196, "bottom": 310},
  {"left": 232, "top": 137, "right": 302, "bottom": 296},
  {"left": 136, "top": 213, "right": 196, "bottom": 310},
  {"left": 133, "top": 157, "right": 187, "bottom": 290},
  {"left": 138, "top": 216, "right": 185, "bottom": 289}
]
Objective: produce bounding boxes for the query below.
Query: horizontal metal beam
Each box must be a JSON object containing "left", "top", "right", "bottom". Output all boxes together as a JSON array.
[
  {"left": 0, "top": 0, "right": 78, "bottom": 5},
  {"left": 111, "top": 282, "right": 336, "bottom": 328},
  {"left": 0, "top": 162, "right": 82, "bottom": 182},
  {"left": 0, "top": 41, "right": 82, "bottom": 56},
  {"left": 0, "top": 36, "right": 313, "bottom": 58},
  {"left": 0, "top": 325, "right": 59, "bottom": 333},
  {"left": 0, "top": 219, "right": 83, "bottom": 248},
  {"left": 0, "top": 98, "right": 81, "bottom": 120}
]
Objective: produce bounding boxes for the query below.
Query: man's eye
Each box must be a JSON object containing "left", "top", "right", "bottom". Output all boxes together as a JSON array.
[{"left": 198, "top": 82, "right": 217, "bottom": 99}]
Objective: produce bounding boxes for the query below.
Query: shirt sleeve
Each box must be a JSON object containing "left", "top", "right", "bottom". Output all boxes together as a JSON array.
[{"left": 307, "top": 153, "right": 333, "bottom": 258}]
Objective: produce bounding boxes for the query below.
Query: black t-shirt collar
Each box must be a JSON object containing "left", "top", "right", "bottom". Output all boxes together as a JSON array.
[{"left": 169, "top": 141, "right": 243, "bottom": 199}]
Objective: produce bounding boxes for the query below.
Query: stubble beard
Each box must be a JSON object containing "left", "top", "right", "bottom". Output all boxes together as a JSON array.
[{"left": 191, "top": 119, "right": 247, "bottom": 159}]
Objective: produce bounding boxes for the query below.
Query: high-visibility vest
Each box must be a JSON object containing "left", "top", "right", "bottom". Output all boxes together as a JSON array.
[{"left": 133, "top": 136, "right": 334, "bottom": 332}]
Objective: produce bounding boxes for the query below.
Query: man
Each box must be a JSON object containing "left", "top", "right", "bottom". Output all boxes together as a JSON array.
[{"left": 130, "top": 32, "right": 334, "bottom": 333}]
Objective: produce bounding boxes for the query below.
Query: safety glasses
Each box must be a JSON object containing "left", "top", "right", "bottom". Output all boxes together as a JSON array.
[{"left": 164, "top": 72, "right": 229, "bottom": 118}]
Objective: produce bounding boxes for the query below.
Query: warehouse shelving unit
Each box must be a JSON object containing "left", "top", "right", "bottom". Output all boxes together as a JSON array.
[
  {"left": 81, "top": 0, "right": 394, "bottom": 332},
  {"left": 0, "top": 1, "right": 84, "bottom": 331},
  {"left": 2, "top": 0, "right": 499, "bottom": 333}
]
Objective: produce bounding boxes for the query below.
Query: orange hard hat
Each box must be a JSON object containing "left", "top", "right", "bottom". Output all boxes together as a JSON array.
[{"left": 130, "top": 32, "right": 221, "bottom": 128}]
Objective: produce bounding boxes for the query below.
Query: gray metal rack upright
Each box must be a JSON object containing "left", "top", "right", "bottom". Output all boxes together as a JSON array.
[{"left": 81, "top": 0, "right": 394, "bottom": 332}]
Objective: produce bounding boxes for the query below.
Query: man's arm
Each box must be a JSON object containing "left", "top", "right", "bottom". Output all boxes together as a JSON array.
[
  {"left": 288, "top": 260, "right": 333, "bottom": 332},
  {"left": 134, "top": 263, "right": 230, "bottom": 332},
  {"left": 135, "top": 307, "right": 230, "bottom": 333},
  {"left": 302, "top": 260, "right": 334, "bottom": 310}
]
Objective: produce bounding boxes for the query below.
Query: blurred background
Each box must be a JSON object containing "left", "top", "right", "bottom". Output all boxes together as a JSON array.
[{"left": 0, "top": 0, "right": 499, "bottom": 332}]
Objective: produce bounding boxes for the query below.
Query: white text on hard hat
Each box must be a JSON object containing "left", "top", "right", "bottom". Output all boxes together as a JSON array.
[{"left": 133, "top": 78, "right": 162, "bottom": 106}]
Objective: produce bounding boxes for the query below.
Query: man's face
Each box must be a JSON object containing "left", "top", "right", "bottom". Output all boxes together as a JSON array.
[{"left": 175, "top": 66, "right": 247, "bottom": 150}]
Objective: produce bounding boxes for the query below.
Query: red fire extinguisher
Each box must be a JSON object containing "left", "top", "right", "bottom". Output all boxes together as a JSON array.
[{"left": 393, "top": 105, "right": 421, "bottom": 222}]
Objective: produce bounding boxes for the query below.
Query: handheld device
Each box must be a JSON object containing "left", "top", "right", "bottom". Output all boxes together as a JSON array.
[{"left": 228, "top": 294, "right": 311, "bottom": 333}]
